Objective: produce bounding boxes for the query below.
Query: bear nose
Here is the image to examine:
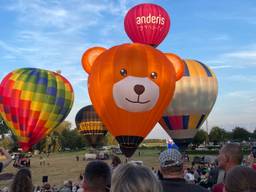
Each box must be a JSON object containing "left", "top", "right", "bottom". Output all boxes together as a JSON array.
[{"left": 134, "top": 84, "right": 145, "bottom": 95}]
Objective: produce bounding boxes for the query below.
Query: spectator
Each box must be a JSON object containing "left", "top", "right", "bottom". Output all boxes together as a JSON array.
[
  {"left": 159, "top": 148, "right": 208, "bottom": 192},
  {"left": 59, "top": 180, "right": 72, "bottom": 192},
  {"left": 224, "top": 166, "right": 256, "bottom": 192},
  {"left": 10, "top": 168, "right": 33, "bottom": 192},
  {"left": 111, "top": 163, "right": 162, "bottom": 192},
  {"left": 111, "top": 156, "right": 121, "bottom": 170},
  {"left": 83, "top": 161, "right": 111, "bottom": 192},
  {"left": 41, "top": 183, "right": 53, "bottom": 192},
  {"left": 0, "top": 147, "right": 12, "bottom": 172},
  {"left": 212, "top": 143, "right": 243, "bottom": 192}
]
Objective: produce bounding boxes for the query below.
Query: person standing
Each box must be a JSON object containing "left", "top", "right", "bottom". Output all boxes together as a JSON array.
[
  {"left": 159, "top": 148, "right": 208, "bottom": 192},
  {"left": 0, "top": 147, "right": 12, "bottom": 172},
  {"left": 82, "top": 161, "right": 111, "bottom": 192},
  {"left": 212, "top": 143, "right": 243, "bottom": 192},
  {"left": 10, "top": 168, "right": 33, "bottom": 192}
]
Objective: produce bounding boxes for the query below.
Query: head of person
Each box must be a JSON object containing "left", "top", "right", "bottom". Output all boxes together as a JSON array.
[
  {"left": 10, "top": 168, "right": 33, "bottom": 192},
  {"left": 159, "top": 148, "right": 184, "bottom": 178},
  {"left": 111, "top": 163, "right": 162, "bottom": 192},
  {"left": 224, "top": 166, "right": 256, "bottom": 192},
  {"left": 83, "top": 160, "right": 111, "bottom": 192},
  {"left": 217, "top": 143, "right": 243, "bottom": 171},
  {"left": 111, "top": 156, "right": 121, "bottom": 169}
]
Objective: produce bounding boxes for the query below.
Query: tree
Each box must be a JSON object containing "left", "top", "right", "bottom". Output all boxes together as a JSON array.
[
  {"left": 0, "top": 116, "right": 10, "bottom": 138},
  {"left": 55, "top": 121, "right": 72, "bottom": 133},
  {"left": 232, "top": 127, "right": 251, "bottom": 142},
  {"left": 252, "top": 129, "right": 256, "bottom": 140},
  {"left": 106, "top": 133, "right": 118, "bottom": 145},
  {"left": 60, "top": 129, "right": 85, "bottom": 150},
  {"left": 192, "top": 130, "right": 208, "bottom": 146},
  {"left": 209, "top": 126, "right": 226, "bottom": 144}
]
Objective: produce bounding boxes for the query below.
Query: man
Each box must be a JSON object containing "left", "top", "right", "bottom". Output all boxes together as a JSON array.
[
  {"left": 159, "top": 148, "right": 208, "bottom": 192},
  {"left": 83, "top": 161, "right": 111, "bottom": 192},
  {"left": 60, "top": 180, "right": 72, "bottom": 192},
  {"left": 0, "top": 147, "right": 12, "bottom": 172},
  {"left": 212, "top": 143, "right": 243, "bottom": 192}
]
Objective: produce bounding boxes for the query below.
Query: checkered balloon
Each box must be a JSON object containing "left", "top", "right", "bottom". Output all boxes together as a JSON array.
[{"left": 0, "top": 68, "right": 74, "bottom": 151}]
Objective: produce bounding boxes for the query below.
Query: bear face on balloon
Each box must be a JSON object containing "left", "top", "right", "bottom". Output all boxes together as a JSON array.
[{"left": 82, "top": 43, "right": 184, "bottom": 157}]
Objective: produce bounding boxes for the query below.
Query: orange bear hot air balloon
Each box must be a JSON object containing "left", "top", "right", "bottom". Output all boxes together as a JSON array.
[{"left": 82, "top": 43, "right": 184, "bottom": 157}]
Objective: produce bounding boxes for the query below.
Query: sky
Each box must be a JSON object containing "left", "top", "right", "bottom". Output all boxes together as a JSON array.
[{"left": 0, "top": 0, "right": 256, "bottom": 139}]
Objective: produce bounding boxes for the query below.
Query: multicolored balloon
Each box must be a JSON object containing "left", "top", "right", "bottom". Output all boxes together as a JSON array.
[
  {"left": 75, "top": 105, "right": 107, "bottom": 148},
  {"left": 0, "top": 68, "right": 74, "bottom": 151},
  {"left": 124, "top": 3, "right": 170, "bottom": 47},
  {"left": 159, "top": 60, "right": 218, "bottom": 149},
  {"left": 82, "top": 43, "right": 184, "bottom": 157}
]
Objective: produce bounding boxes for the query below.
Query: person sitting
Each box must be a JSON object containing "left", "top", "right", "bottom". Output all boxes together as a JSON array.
[
  {"left": 10, "top": 168, "right": 33, "bottom": 192},
  {"left": 159, "top": 148, "right": 208, "bottom": 192},
  {"left": 82, "top": 161, "right": 111, "bottom": 192},
  {"left": 224, "top": 165, "right": 256, "bottom": 192},
  {"left": 111, "top": 163, "right": 162, "bottom": 192}
]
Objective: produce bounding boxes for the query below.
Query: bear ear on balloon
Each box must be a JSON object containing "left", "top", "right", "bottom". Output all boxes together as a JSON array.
[
  {"left": 81, "top": 47, "right": 106, "bottom": 74},
  {"left": 81, "top": 44, "right": 185, "bottom": 82}
]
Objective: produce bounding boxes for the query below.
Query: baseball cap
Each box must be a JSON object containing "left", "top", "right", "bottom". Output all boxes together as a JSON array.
[{"left": 159, "top": 149, "right": 183, "bottom": 168}]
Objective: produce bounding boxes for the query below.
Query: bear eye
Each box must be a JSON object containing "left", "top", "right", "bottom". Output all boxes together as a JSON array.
[
  {"left": 120, "top": 69, "right": 127, "bottom": 77},
  {"left": 150, "top": 72, "right": 157, "bottom": 79}
]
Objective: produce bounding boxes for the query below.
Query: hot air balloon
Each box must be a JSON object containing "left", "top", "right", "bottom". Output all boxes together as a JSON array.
[
  {"left": 82, "top": 43, "right": 184, "bottom": 157},
  {"left": 124, "top": 3, "right": 170, "bottom": 47},
  {"left": 75, "top": 105, "right": 107, "bottom": 148},
  {"left": 159, "top": 60, "right": 218, "bottom": 149},
  {"left": 0, "top": 68, "right": 74, "bottom": 151}
]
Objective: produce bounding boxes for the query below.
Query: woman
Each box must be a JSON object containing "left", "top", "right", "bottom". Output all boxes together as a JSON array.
[
  {"left": 111, "top": 163, "right": 162, "bottom": 192},
  {"left": 10, "top": 168, "right": 33, "bottom": 192},
  {"left": 224, "top": 166, "right": 256, "bottom": 192}
]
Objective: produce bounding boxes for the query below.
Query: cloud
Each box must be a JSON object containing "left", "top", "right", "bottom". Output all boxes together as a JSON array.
[
  {"left": 211, "top": 34, "right": 230, "bottom": 41},
  {"left": 206, "top": 45, "right": 256, "bottom": 69},
  {"left": 226, "top": 75, "right": 256, "bottom": 83},
  {"left": 210, "top": 65, "right": 233, "bottom": 69},
  {"left": 224, "top": 50, "right": 256, "bottom": 59}
]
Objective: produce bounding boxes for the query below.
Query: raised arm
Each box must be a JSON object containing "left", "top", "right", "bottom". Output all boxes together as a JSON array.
[{"left": 0, "top": 147, "right": 12, "bottom": 170}]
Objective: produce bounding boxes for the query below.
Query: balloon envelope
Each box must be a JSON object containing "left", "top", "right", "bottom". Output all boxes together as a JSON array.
[
  {"left": 82, "top": 43, "right": 180, "bottom": 157},
  {"left": 75, "top": 105, "right": 107, "bottom": 148},
  {"left": 0, "top": 68, "right": 74, "bottom": 151},
  {"left": 159, "top": 60, "right": 218, "bottom": 149},
  {"left": 124, "top": 3, "right": 170, "bottom": 47}
]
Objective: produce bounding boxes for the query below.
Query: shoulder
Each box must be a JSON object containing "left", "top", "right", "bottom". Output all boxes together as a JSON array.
[
  {"left": 188, "top": 184, "right": 209, "bottom": 192},
  {"left": 0, "top": 162, "right": 3, "bottom": 172}
]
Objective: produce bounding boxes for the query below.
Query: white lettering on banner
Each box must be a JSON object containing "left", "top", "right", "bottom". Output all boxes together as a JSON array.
[{"left": 136, "top": 14, "right": 165, "bottom": 25}]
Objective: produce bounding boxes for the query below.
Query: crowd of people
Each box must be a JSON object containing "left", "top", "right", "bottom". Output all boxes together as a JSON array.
[{"left": 1, "top": 143, "right": 256, "bottom": 192}]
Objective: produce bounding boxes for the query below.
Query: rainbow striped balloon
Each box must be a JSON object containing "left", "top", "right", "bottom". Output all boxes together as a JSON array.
[
  {"left": 0, "top": 68, "right": 74, "bottom": 151},
  {"left": 159, "top": 60, "right": 218, "bottom": 148}
]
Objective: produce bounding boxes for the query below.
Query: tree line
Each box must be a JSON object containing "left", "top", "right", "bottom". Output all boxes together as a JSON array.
[
  {"left": 1, "top": 115, "right": 255, "bottom": 151},
  {"left": 192, "top": 126, "right": 256, "bottom": 146}
]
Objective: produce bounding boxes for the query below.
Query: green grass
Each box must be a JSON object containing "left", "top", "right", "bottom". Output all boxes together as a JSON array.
[
  {"left": 0, "top": 149, "right": 220, "bottom": 189},
  {"left": 0, "top": 149, "right": 162, "bottom": 188}
]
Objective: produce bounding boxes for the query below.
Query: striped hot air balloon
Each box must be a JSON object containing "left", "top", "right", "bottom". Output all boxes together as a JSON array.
[
  {"left": 0, "top": 68, "right": 74, "bottom": 151},
  {"left": 159, "top": 60, "right": 218, "bottom": 149},
  {"left": 75, "top": 105, "right": 107, "bottom": 148}
]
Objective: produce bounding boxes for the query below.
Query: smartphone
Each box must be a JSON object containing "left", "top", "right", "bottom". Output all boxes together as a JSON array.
[{"left": 42, "top": 176, "right": 48, "bottom": 183}]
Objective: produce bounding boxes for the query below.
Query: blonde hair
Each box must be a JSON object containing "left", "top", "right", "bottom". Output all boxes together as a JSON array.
[{"left": 111, "top": 164, "right": 162, "bottom": 192}]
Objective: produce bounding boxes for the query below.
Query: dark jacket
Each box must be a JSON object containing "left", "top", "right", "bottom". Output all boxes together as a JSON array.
[{"left": 161, "top": 178, "right": 209, "bottom": 192}]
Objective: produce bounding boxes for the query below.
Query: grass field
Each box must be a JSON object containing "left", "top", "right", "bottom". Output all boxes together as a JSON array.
[{"left": 0, "top": 149, "right": 163, "bottom": 189}]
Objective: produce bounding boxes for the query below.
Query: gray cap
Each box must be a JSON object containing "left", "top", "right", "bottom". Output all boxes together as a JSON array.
[{"left": 159, "top": 149, "right": 183, "bottom": 168}]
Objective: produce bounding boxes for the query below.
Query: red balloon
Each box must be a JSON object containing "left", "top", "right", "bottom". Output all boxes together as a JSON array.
[{"left": 124, "top": 3, "right": 170, "bottom": 47}]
